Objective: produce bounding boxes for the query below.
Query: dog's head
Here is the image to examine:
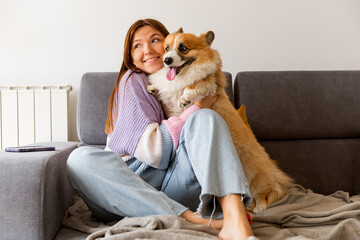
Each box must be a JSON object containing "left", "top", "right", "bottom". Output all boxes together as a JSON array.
[{"left": 163, "top": 28, "right": 216, "bottom": 81}]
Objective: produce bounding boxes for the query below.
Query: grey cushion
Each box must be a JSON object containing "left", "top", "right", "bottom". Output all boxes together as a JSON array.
[
  {"left": 77, "top": 72, "right": 118, "bottom": 146},
  {"left": 234, "top": 71, "right": 360, "bottom": 140},
  {"left": 77, "top": 72, "right": 233, "bottom": 147},
  {"left": 260, "top": 139, "right": 360, "bottom": 195},
  {"left": 223, "top": 72, "right": 234, "bottom": 106},
  {"left": 0, "top": 142, "right": 77, "bottom": 240}
]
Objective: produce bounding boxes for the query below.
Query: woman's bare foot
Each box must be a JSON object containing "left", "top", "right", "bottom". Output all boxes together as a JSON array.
[
  {"left": 181, "top": 210, "right": 223, "bottom": 230},
  {"left": 218, "top": 217, "right": 253, "bottom": 240},
  {"left": 217, "top": 194, "right": 254, "bottom": 240}
]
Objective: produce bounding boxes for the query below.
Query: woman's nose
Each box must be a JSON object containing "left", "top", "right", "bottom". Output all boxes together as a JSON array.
[{"left": 144, "top": 43, "right": 154, "bottom": 55}]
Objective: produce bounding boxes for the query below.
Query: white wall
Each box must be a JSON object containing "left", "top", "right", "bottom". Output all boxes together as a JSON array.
[{"left": 1, "top": 0, "right": 360, "bottom": 141}]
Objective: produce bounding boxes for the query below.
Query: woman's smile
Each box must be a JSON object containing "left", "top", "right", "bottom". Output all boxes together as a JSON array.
[{"left": 144, "top": 56, "right": 161, "bottom": 64}]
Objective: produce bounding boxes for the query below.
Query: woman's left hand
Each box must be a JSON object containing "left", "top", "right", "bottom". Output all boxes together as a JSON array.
[{"left": 194, "top": 94, "right": 217, "bottom": 109}]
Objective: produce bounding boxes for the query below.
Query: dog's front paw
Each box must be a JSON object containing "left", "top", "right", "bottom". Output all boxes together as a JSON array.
[
  {"left": 252, "top": 201, "right": 268, "bottom": 214},
  {"left": 247, "top": 199, "right": 268, "bottom": 214},
  {"left": 147, "top": 85, "right": 158, "bottom": 95},
  {"left": 252, "top": 205, "right": 267, "bottom": 214},
  {"left": 178, "top": 97, "right": 192, "bottom": 108}
]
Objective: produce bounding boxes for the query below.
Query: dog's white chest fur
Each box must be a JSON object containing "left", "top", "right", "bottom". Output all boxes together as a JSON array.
[{"left": 148, "top": 68, "right": 189, "bottom": 116}]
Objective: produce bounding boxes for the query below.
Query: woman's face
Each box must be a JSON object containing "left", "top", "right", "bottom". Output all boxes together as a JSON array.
[{"left": 131, "top": 26, "right": 165, "bottom": 74}]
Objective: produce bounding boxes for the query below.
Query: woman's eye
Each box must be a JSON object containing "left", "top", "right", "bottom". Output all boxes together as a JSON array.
[
  {"left": 165, "top": 46, "right": 170, "bottom": 51},
  {"left": 134, "top": 44, "right": 141, "bottom": 49},
  {"left": 152, "top": 38, "right": 159, "bottom": 43}
]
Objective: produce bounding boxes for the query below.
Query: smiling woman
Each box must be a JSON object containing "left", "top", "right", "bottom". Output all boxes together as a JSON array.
[
  {"left": 131, "top": 26, "right": 165, "bottom": 74},
  {"left": 105, "top": 19, "right": 169, "bottom": 134}
]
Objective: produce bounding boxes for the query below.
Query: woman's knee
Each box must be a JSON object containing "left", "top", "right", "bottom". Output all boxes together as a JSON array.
[
  {"left": 67, "top": 146, "right": 103, "bottom": 179},
  {"left": 184, "top": 108, "right": 227, "bottom": 130},
  {"left": 67, "top": 147, "right": 88, "bottom": 170},
  {"left": 67, "top": 146, "right": 126, "bottom": 176}
]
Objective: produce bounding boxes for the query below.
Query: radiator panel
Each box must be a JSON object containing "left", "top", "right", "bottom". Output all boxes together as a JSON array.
[
  {"left": 51, "top": 89, "right": 68, "bottom": 142},
  {"left": 0, "top": 86, "right": 71, "bottom": 150},
  {"left": 1, "top": 90, "right": 18, "bottom": 149},
  {"left": 35, "top": 90, "right": 51, "bottom": 143},
  {"left": 18, "top": 90, "right": 35, "bottom": 146}
]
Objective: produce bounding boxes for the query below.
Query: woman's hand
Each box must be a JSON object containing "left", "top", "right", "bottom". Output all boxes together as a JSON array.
[{"left": 194, "top": 94, "right": 217, "bottom": 109}]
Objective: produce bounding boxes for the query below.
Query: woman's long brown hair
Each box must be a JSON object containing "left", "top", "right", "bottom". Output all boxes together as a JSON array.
[{"left": 105, "top": 19, "right": 169, "bottom": 134}]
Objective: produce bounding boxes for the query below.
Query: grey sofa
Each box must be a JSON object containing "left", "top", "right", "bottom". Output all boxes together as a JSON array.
[{"left": 1, "top": 70, "right": 359, "bottom": 240}]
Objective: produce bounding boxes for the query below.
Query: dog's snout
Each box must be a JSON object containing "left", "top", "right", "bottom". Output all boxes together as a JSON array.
[{"left": 164, "top": 57, "right": 173, "bottom": 65}]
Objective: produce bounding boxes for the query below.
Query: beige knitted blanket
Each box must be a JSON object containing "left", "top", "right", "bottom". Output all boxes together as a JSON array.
[
  {"left": 252, "top": 185, "right": 360, "bottom": 239},
  {"left": 63, "top": 185, "right": 360, "bottom": 239}
]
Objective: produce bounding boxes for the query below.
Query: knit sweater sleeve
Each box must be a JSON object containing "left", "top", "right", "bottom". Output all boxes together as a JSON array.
[{"left": 106, "top": 71, "right": 199, "bottom": 169}]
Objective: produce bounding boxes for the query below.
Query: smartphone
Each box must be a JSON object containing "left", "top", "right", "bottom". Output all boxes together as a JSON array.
[{"left": 5, "top": 146, "right": 56, "bottom": 152}]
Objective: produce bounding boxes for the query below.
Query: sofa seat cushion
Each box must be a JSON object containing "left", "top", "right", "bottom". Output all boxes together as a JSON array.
[{"left": 260, "top": 138, "right": 360, "bottom": 195}]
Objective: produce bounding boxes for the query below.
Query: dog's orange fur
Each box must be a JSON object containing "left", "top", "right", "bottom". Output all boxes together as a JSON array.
[{"left": 149, "top": 29, "right": 294, "bottom": 213}]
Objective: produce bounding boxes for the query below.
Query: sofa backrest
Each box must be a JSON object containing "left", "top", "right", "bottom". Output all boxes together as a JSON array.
[
  {"left": 234, "top": 71, "right": 360, "bottom": 140},
  {"left": 234, "top": 71, "right": 360, "bottom": 195},
  {"left": 77, "top": 72, "right": 118, "bottom": 147},
  {"left": 77, "top": 71, "right": 234, "bottom": 148}
]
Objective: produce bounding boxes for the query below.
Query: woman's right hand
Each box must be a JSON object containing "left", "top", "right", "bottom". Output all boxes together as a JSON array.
[{"left": 194, "top": 94, "right": 217, "bottom": 109}]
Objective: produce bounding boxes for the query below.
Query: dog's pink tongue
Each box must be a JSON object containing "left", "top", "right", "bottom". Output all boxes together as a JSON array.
[{"left": 166, "top": 67, "right": 176, "bottom": 81}]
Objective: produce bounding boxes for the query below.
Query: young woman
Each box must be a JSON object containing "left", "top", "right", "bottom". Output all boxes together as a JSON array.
[{"left": 67, "top": 18, "right": 255, "bottom": 240}]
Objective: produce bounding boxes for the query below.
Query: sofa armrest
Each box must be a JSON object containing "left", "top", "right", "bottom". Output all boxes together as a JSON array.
[{"left": 0, "top": 142, "right": 78, "bottom": 240}]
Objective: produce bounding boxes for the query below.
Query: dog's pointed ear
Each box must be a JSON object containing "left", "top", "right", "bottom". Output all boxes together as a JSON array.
[
  {"left": 175, "top": 27, "right": 183, "bottom": 34},
  {"left": 201, "top": 31, "right": 215, "bottom": 46}
]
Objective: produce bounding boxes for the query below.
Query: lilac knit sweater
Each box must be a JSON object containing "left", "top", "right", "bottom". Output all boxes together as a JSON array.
[{"left": 106, "top": 70, "right": 199, "bottom": 168}]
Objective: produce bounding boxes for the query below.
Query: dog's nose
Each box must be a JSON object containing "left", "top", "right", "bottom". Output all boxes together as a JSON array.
[{"left": 164, "top": 57, "right": 173, "bottom": 65}]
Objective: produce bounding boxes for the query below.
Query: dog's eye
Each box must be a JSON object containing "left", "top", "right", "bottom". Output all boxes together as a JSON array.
[
  {"left": 179, "top": 44, "right": 187, "bottom": 52},
  {"left": 165, "top": 46, "right": 170, "bottom": 52}
]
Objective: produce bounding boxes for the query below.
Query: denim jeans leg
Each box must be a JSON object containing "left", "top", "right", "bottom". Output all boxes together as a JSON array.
[
  {"left": 161, "top": 146, "right": 202, "bottom": 212},
  {"left": 161, "top": 109, "right": 252, "bottom": 219},
  {"left": 66, "top": 146, "right": 188, "bottom": 222}
]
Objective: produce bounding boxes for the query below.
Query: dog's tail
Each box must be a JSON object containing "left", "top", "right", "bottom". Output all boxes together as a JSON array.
[{"left": 267, "top": 163, "right": 294, "bottom": 206}]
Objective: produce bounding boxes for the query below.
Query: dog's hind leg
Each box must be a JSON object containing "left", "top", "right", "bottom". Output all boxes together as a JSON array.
[{"left": 248, "top": 172, "right": 272, "bottom": 214}]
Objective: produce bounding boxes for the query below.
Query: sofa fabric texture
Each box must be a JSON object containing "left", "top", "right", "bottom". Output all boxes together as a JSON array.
[
  {"left": 0, "top": 142, "right": 78, "bottom": 240},
  {"left": 77, "top": 72, "right": 118, "bottom": 147},
  {"left": 260, "top": 138, "right": 360, "bottom": 195},
  {"left": 234, "top": 71, "right": 360, "bottom": 140}
]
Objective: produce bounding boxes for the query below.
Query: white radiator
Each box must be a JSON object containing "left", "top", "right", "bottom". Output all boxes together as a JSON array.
[{"left": 0, "top": 85, "right": 72, "bottom": 150}]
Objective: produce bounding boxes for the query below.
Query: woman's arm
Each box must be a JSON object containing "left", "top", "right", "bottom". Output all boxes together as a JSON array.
[{"left": 107, "top": 71, "right": 199, "bottom": 169}]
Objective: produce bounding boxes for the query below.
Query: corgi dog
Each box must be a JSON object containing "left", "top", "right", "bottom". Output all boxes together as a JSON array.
[{"left": 148, "top": 28, "right": 293, "bottom": 214}]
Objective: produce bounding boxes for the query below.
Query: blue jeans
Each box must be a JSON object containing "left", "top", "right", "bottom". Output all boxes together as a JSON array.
[{"left": 67, "top": 109, "right": 251, "bottom": 222}]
